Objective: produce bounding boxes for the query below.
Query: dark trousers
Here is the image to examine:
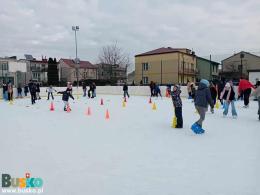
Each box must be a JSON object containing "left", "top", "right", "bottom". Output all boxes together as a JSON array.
[
  {"left": 31, "top": 92, "right": 36, "bottom": 104},
  {"left": 47, "top": 92, "right": 54, "bottom": 100},
  {"left": 124, "top": 90, "right": 129, "bottom": 98},
  {"left": 8, "top": 92, "right": 13, "bottom": 101},
  {"left": 175, "top": 107, "right": 183, "bottom": 128},
  {"left": 243, "top": 88, "right": 251, "bottom": 106}
]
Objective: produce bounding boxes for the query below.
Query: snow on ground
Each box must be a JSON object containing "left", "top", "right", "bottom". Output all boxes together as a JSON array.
[{"left": 0, "top": 95, "right": 259, "bottom": 195}]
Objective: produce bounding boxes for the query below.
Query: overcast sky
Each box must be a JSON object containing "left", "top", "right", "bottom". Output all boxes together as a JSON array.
[{"left": 1, "top": 0, "right": 260, "bottom": 71}]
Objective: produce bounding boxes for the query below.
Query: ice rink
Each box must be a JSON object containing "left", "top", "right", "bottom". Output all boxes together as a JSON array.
[{"left": 0, "top": 95, "right": 259, "bottom": 195}]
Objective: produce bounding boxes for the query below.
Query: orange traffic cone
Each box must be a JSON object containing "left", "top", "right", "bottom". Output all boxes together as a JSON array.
[
  {"left": 86, "top": 107, "right": 91, "bottom": 116},
  {"left": 50, "top": 102, "right": 54, "bottom": 111},
  {"left": 105, "top": 109, "right": 110, "bottom": 120},
  {"left": 66, "top": 104, "right": 71, "bottom": 113},
  {"left": 149, "top": 97, "right": 152, "bottom": 104},
  {"left": 100, "top": 98, "right": 104, "bottom": 105}
]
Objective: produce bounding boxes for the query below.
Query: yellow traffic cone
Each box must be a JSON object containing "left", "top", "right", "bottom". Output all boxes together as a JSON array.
[
  {"left": 171, "top": 115, "right": 177, "bottom": 128},
  {"left": 152, "top": 102, "right": 157, "bottom": 110},
  {"left": 215, "top": 100, "right": 220, "bottom": 109}
]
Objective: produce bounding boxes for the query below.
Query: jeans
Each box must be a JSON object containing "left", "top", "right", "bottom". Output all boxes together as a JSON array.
[
  {"left": 175, "top": 107, "right": 183, "bottom": 128},
  {"left": 83, "top": 89, "right": 86, "bottom": 97},
  {"left": 124, "top": 90, "right": 130, "bottom": 98},
  {"left": 3, "top": 91, "right": 8, "bottom": 100},
  {"left": 223, "top": 100, "right": 237, "bottom": 116},
  {"left": 195, "top": 106, "right": 207, "bottom": 127},
  {"left": 47, "top": 92, "right": 54, "bottom": 100}
]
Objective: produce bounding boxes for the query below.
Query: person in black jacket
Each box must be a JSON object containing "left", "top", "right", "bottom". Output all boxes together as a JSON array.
[
  {"left": 82, "top": 82, "right": 87, "bottom": 97},
  {"left": 30, "top": 82, "right": 37, "bottom": 104},
  {"left": 17, "top": 85, "right": 23, "bottom": 98},
  {"left": 191, "top": 79, "right": 214, "bottom": 134},
  {"left": 58, "top": 89, "right": 74, "bottom": 111},
  {"left": 24, "top": 84, "right": 29, "bottom": 96},
  {"left": 210, "top": 82, "right": 217, "bottom": 106},
  {"left": 220, "top": 82, "right": 237, "bottom": 118},
  {"left": 123, "top": 83, "right": 130, "bottom": 98},
  {"left": 2, "top": 83, "right": 8, "bottom": 100},
  {"left": 36, "top": 83, "right": 41, "bottom": 100}
]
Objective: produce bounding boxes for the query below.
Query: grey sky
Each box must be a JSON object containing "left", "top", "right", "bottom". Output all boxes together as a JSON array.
[{"left": 1, "top": 0, "right": 260, "bottom": 71}]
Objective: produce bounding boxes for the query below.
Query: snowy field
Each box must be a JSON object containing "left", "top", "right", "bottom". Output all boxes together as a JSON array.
[{"left": 0, "top": 95, "right": 259, "bottom": 195}]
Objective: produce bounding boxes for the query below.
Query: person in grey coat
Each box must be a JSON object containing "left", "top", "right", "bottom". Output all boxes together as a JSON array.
[{"left": 192, "top": 79, "right": 214, "bottom": 133}]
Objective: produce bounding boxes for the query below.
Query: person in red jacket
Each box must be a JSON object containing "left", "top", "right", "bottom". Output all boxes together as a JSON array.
[{"left": 238, "top": 79, "right": 255, "bottom": 108}]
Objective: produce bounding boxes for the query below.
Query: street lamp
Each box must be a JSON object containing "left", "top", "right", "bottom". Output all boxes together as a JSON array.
[{"left": 72, "top": 25, "right": 80, "bottom": 97}]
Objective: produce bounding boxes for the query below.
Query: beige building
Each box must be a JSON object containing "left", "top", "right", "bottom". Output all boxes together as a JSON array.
[
  {"left": 58, "top": 59, "right": 97, "bottom": 84},
  {"left": 135, "top": 47, "right": 197, "bottom": 85},
  {"left": 221, "top": 51, "right": 260, "bottom": 80}
]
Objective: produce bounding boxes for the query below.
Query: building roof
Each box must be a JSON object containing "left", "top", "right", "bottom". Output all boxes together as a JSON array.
[
  {"left": 221, "top": 51, "right": 260, "bottom": 62},
  {"left": 196, "top": 56, "right": 220, "bottom": 65},
  {"left": 30, "top": 59, "right": 48, "bottom": 63},
  {"left": 135, "top": 47, "right": 193, "bottom": 57},
  {"left": 60, "top": 58, "right": 96, "bottom": 69}
]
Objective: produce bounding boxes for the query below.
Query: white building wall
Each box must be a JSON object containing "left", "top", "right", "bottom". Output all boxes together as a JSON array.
[
  {"left": 8, "top": 60, "right": 27, "bottom": 72},
  {"left": 249, "top": 72, "right": 260, "bottom": 84}
]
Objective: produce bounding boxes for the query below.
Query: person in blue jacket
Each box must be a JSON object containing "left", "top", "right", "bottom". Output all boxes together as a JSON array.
[
  {"left": 191, "top": 79, "right": 214, "bottom": 134},
  {"left": 58, "top": 89, "right": 74, "bottom": 111}
]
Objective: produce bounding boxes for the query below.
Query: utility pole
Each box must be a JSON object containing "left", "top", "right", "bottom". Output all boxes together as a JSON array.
[
  {"left": 160, "top": 60, "right": 163, "bottom": 85},
  {"left": 72, "top": 26, "right": 80, "bottom": 96},
  {"left": 240, "top": 52, "right": 244, "bottom": 78}
]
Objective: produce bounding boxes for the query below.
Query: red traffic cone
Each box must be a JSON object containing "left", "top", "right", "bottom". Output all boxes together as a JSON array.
[
  {"left": 100, "top": 98, "right": 104, "bottom": 105},
  {"left": 149, "top": 97, "right": 152, "bottom": 104},
  {"left": 105, "top": 109, "right": 110, "bottom": 120},
  {"left": 66, "top": 104, "right": 71, "bottom": 113},
  {"left": 50, "top": 102, "right": 54, "bottom": 111},
  {"left": 86, "top": 107, "right": 91, "bottom": 116}
]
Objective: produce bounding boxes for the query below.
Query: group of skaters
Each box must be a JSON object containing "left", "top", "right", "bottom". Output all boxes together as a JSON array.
[
  {"left": 82, "top": 82, "right": 97, "bottom": 99},
  {"left": 1, "top": 81, "right": 42, "bottom": 102},
  {"left": 170, "top": 78, "right": 260, "bottom": 134},
  {"left": 149, "top": 81, "right": 162, "bottom": 97}
]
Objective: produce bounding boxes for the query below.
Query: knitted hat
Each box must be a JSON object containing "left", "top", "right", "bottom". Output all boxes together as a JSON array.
[
  {"left": 225, "top": 82, "right": 231, "bottom": 88},
  {"left": 200, "top": 79, "right": 209, "bottom": 87}
]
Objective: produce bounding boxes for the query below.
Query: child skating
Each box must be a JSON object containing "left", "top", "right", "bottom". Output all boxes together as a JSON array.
[
  {"left": 58, "top": 89, "right": 74, "bottom": 111},
  {"left": 46, "top": 85, "right": 57, "bottom": 100},
  {"left": 171, "top": 85, "right": 183, "bottom": 128},
  {"left": 220, "top": 82, "right": 237, "bottom": 118},
  {"left": 191, "top": 79, "right": 214, "bottom": 134}
]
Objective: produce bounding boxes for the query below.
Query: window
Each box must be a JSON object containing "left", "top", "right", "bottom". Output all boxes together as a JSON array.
[
  {"left": 142, "top": 63, "right": 149, "bottom": 71},
  {"left": 143, "top": 77, "right": 148, "bottom": 84},
  {"left": 1, "top": 63, "right": 8, "bottom": 70}
]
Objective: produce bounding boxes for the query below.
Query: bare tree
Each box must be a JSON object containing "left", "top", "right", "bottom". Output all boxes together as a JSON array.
[{"left": 98, "top": 43, "right": 130, "bottom": 70}]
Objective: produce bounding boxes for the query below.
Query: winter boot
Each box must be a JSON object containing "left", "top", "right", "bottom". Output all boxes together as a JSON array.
[{"left": 191, "top": 123, "right": 204, "bottom": 134}]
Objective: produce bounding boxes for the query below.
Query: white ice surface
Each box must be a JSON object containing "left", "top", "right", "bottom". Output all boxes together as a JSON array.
[{"left": 0, "top": 95, "right": 259, "bottom": 195}]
